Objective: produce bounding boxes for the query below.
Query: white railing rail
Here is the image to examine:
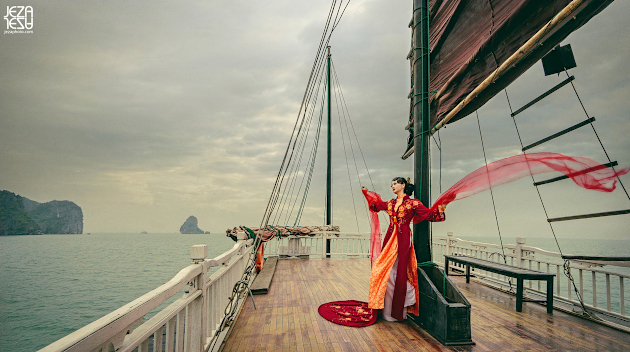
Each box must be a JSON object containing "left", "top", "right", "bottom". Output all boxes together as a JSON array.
[
  {"left": 263, "top": 232, "right": 370, "bottom": 258},
  {"left": 39, "top": 238, "right": 255, "bottom": 352},
  {"left": 432, "top": 232, "right": 630, "bottom": 321}
]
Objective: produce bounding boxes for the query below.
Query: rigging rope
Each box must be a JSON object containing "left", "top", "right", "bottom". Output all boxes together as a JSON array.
[
  {"left": 437, "top": 130, "right": 442, "bottom": 194},
  {"left": 504, "top": 88, "right": 591, "bottom": 317},
  {"left": 564, "top": 70, "right": 630, "bottom": 203},
  {"left": 332, "top": 66, "right": 361, "bottom": 232},
  {"left": 293, "top": 84, "right": 327, "bottom": 225},
  {"left": 277, "top": 57, "right": 329, "bottom": 225},
  {"left": 475, "top": 110, "right": 514, "bottom": 292},
  {"left": 262, "top": 0, "right": 342, "bottom": 227},
  {"left": 270, "top": 51, "right": 328, "bottom": 225},
  {"left": 274, "top": 82, "right": 321, "bottom": 225},
  {"left": 209, "top": 3, "right": 353, "bottom": 351},
  {"left": 330, "top": 60, "right": 389, "bottom": 228}
]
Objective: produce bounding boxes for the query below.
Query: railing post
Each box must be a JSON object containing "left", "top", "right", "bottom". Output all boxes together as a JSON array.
[
  {"left": 190, "top": 244, "right": 208, "bottom": 352},
  {"left": 515, "top": 237, "right": 525, "bottom": 268},
  {"left": 191, "top": 244, "right": 208, "bottom": 264},
  {"left": 446, "top": 232, "right": 453, "bottom": 256},
  {"left": 620, "top": 277, "right": 625, "bottom": 316},
  {"left": 322, "top": 232, "right": 327, "bottom": 258}
]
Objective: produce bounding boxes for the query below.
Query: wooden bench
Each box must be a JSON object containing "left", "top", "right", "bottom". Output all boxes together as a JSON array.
[{"left": 444, "top": 255, "right": 555, "bottom": 314}]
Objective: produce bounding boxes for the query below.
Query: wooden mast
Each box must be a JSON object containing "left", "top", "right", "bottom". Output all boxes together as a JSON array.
[
  {"left": 326, "top": 46, "right": 332, "bottom": 258},
  {"left": 412, "top": 0, "right": 431, "bottom": 263},
  {"left": 410, "top": 7, "right": 473, "bottom": 345}
]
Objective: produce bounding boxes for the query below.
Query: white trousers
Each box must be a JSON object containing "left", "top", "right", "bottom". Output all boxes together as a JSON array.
[{"left": 382, "top": 257, "right": 416, "bottom": 321}]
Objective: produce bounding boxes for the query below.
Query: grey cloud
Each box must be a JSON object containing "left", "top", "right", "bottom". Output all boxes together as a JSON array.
[{"left": 1, "top": 0, "right": 628, "bottom": 237}]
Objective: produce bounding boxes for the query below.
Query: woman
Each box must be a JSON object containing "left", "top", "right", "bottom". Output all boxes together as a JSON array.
[{"left": 362, "top": 177, "right": 446, "bottom": 321}]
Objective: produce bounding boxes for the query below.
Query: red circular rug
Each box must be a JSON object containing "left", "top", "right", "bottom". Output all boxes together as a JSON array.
[{"left": 318, "top": 300, "right": 376, "bottom": 327}]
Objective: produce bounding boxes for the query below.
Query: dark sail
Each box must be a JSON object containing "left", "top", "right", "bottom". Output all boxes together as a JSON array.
[{"left": 405, "top": 0, "right": 614, "bottom": 158}]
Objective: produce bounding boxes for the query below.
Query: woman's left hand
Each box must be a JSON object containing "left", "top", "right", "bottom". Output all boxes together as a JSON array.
[{"left": 438, "top": 204, "right": 447, "bottom": 213}]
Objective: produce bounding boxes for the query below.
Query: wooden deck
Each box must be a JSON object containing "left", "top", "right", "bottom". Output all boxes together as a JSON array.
[{"left": 220, "top": 258, "right": 630, "bottom": 352}]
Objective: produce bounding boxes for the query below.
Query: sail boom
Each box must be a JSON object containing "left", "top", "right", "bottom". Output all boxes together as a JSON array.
[{"left": 431, "top": 0, "right": 584, "bottom": 133}]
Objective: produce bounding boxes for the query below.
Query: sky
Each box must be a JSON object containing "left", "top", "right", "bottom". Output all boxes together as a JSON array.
[{"left": 1, "top": 1, "right": 629, "bottom": 243}]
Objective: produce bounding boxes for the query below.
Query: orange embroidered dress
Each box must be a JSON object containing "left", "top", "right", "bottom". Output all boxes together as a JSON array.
[{"left": 362, "top": 190, "right": 445, "bottom": 321}]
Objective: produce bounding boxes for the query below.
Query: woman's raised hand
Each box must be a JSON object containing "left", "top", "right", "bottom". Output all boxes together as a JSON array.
[
  {"left": 438, "top": 204, "right": 447, "bottom": 213},
  {"left": 361, "top": 186, "right": 368, "bottom": 191}
]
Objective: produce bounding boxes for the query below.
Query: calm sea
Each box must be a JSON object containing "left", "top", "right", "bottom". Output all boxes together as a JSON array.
[
  {"left": 0, "top": 233, "right": 235, "bottom": 352},
  {"left": 1, "top": 233, "right": 629, "bottom": 351}
]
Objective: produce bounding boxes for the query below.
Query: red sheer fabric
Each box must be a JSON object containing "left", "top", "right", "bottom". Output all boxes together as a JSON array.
[
  {"left": 432, "top": 152, "right": 630, "bottom": 208},
  {"left": 362, "top": 190, "right": 383, "bottom": 268}
]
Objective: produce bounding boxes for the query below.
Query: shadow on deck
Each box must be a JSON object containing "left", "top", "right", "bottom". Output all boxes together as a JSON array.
[{"left": 220, "top": 258, "right": 630, "bottom": 352}]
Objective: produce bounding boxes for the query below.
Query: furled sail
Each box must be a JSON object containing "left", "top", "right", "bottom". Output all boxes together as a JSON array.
[{"left": 404, "top": 0, "right": 614, "bottom": 158}]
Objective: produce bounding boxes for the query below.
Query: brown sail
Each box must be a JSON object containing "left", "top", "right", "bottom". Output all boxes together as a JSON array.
[{"left": 404, "top": 0, "right": 614, "bottom": 157}]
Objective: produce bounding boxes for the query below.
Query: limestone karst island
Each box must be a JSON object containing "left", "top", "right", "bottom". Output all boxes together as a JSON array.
[
  {"left": 179, "top": 215, "right": 209, "bottom": 234},
  {"left": 0, "top": 190, "right": 83, "bottom": 235}
]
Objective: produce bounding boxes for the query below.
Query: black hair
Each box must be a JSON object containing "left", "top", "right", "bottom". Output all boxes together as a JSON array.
[{"left": 392, "top": 177, "right": 414, "bottom": 196}]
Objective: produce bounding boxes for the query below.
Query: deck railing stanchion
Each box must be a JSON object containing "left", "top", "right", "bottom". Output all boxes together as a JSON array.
[
  {"left": 446, "top": 232, "right": 453, "bottom": 256},
  {"left": 190, "top": 245, "right": 208, "bottom": 351},
  {"left": 557, "top": 265, "right": 561, "bottom": 297},
  {"left": 593, "top": 271, "right": 598, "bottom": 307},
  {"left": 620, "top": 277, "right": 625, "bottom": 316},
  {"left": 606, "top": 274, "right": 612, "bottom": 312},
  {"left": 516, "top": 237, "right": 525, "bottom": 268},
  {"left": 580, "top": 269, "right": 588, "bottom": 297}
]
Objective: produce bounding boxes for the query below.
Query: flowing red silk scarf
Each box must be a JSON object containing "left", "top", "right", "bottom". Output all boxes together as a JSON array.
[
  {"left": 431, "top": 152, "right": 629, "bottom": 209},
  {"left": 362, "top": 190, "right": 383, "bottom": 268},
  {"left": 366, "top": 153, "right": 629, "bottom": 264}
]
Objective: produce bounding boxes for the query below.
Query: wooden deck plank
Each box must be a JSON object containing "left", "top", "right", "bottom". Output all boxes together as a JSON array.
[
  {"left": 220, "top": 258, "right": 630, "bottom": 352},
  {"left": 251, "top": 256, "right": 279, "bottom": 295}
]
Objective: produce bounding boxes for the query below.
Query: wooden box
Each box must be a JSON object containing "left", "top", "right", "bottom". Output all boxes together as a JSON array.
[{"left": 411, "top": 266, "right": 474, "bottom": 346}]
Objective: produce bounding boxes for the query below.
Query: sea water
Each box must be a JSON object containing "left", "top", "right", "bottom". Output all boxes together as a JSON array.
[
  {"left": 0, "top": 233, "right": 234, "bottom": 352},
  {"left": 1, "top": 234, "right": 629, "bottom": 351}
]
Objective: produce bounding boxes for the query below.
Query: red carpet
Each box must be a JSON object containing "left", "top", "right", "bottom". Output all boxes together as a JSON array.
[{"left": 318, "top": 300, "right": 376, "bottom": 327}]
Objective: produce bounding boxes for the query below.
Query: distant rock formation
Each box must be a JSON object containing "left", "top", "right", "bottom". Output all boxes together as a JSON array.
[
  {"left": 180, "top": 216, "right": 209, "bottom": 234},
  {"left": 0, "top": 191, "right": 41, "bottom": 235},
  {"left": 0, "top": 190, "right": 83, "bottom": 235}
]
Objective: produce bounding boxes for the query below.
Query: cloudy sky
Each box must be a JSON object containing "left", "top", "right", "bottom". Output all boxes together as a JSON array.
[{"left": 1, "top": 1, "right": 629, "bottom": 242}]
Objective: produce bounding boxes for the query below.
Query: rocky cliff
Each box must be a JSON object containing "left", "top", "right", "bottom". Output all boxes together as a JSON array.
[
  {"left": 0, "top": 191, "right": 41, "bottom": 235},
  {"left": 180, "top": 216, "right": 209, "bottom": 234},
  {"left": 0, "top": 190, "right": 83, "bottom": 235}
]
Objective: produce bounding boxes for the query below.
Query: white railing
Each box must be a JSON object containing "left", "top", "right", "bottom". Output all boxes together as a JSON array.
[
  {"left": 432, "top": 232, "right": 630, "bottom": 322},
  {"left": 39, "top": 238, "right": 255, "bottom": 352},
  {"left": 39, "top": 231, "right": 629, "bottom": 351},
  {"left": 263, "top": 232, "right": 370, "bottom": 258}
]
